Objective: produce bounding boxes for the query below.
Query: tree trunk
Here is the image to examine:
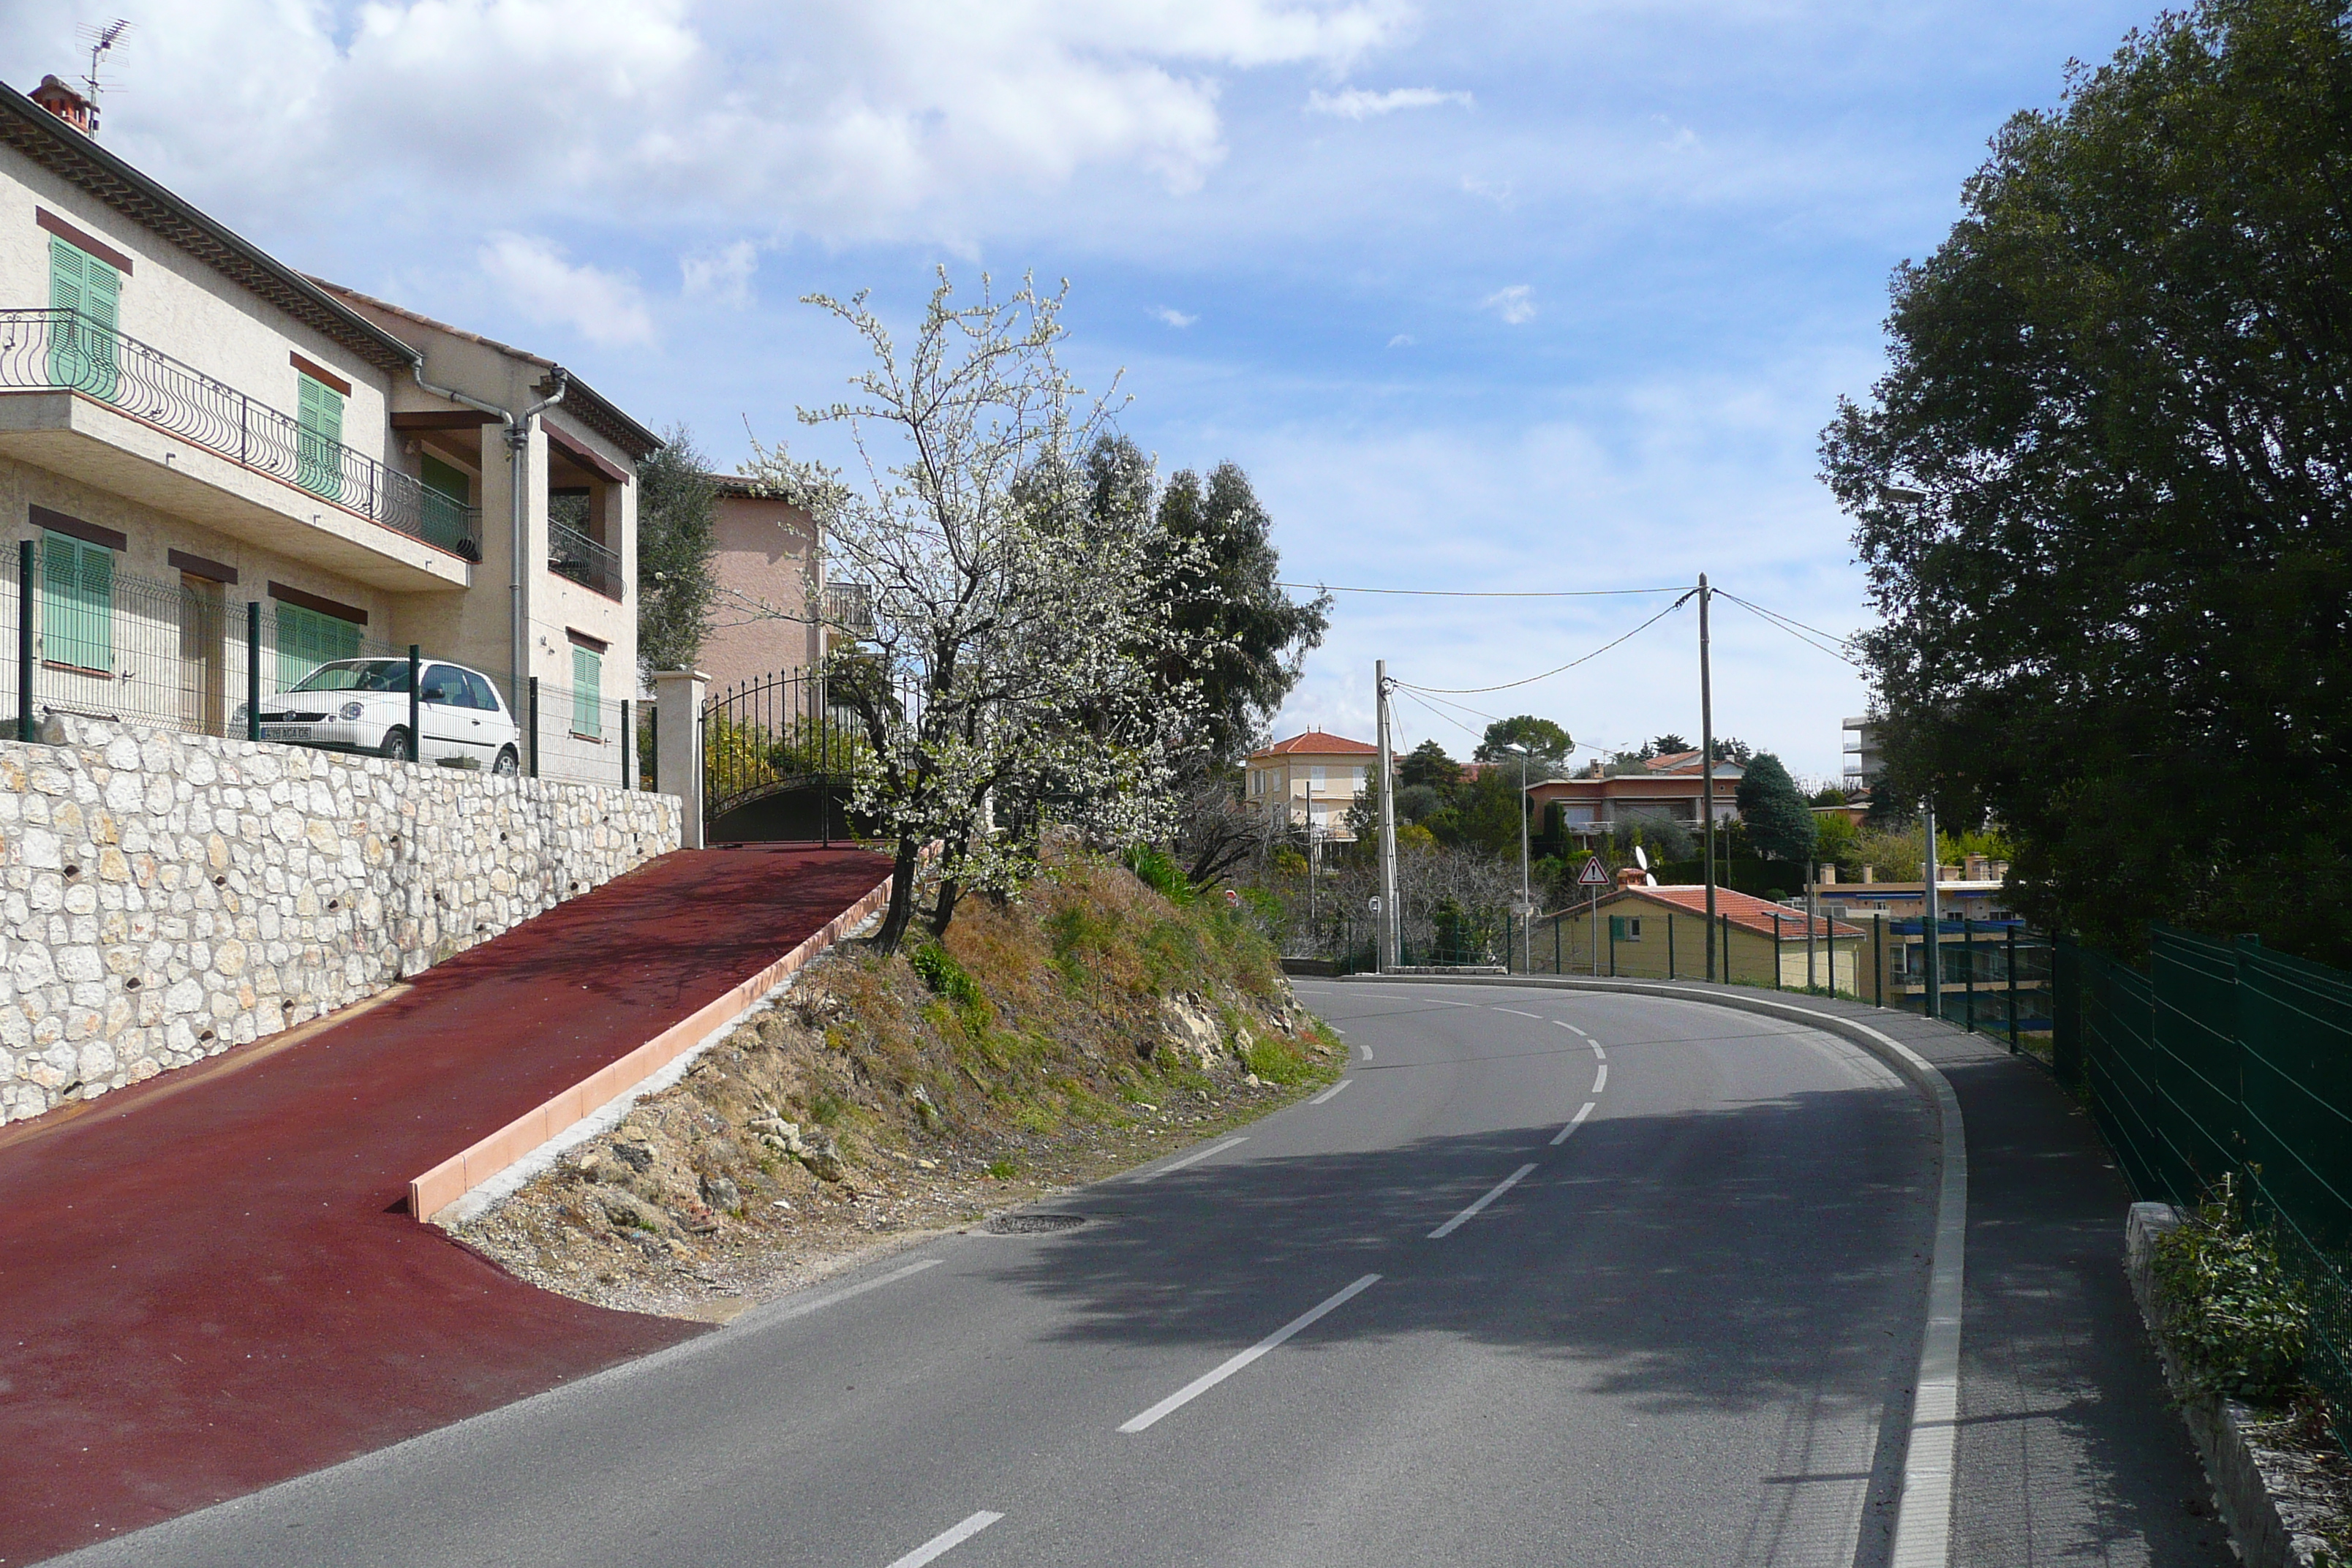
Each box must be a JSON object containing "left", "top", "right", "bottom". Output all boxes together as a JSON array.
[
  {"left": 928, "top": 876, "right": 962, "bottom": 939},
  {"left": 872, "top": 834, "right": 922, "bottom": 957}
]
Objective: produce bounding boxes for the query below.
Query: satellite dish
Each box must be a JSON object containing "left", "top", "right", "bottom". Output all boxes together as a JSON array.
[
  {"left": 1645, "top": 873, "right": 1658, "bottom": 886},
  {"left": 1633, "top": 845, "right": 1650, "bottom": 871}
]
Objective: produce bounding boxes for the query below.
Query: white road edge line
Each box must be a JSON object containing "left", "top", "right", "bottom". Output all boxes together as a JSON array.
[
  {"left": 1428, "top": 1161, "right": 1539, "bottom": 1239},
  {"left": 1552, "top": 1020, "right": 1590, "bottom": 1038},
  {"left": 771, "top": 1259, "right": 942, "bottom": 1324},
  {"left": 885, "top": 1510, "right": 1004, "bottom": 1568},
  {"left": 1359, "top": 1043, "right": 1375, "bottom": 1062},
  {"left": 1491, "top": 1007, "right": 1541, "bottom": 1019},
  {"left": 1131, "top": 1136, "right": 1247, "bottom": 1183},
  {"left": 1591, "top": 1063, "right": 1608, "bottom": 1093},
  {"left": 1119, "top": 1274, "right": 1382, "bottom": 1433},
  {"left": 1308, "top": 1078, "right": 1354, "bottom": 1105},
  {"left": 1591, "top": 1043, "right": 1606, "bottom": 1060},
  {"left": 1327, "top": 1025, "right": 1347, "bottom": 1036},
  {"left": 1550, "top": 1101, "right": 1596, "bottom": 1145},
  {"left": 1326, "top": 974, "right": 1968, "bottom": 1568}
]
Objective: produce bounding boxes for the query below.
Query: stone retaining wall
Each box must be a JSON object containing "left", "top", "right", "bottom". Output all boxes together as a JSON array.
[{"left": 0, "top": 716, "right": 681, "bottom": 1122}]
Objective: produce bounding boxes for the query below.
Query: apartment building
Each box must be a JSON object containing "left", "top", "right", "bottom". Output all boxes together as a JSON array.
[
  {"left": 1526, "top": 749, "right": 1746, "bottom": 840},
  {"left": 1244, "top": 728, "right": 1375, "bottom": 843},
  {"left": 0, "top": 76, "right": 654, "bottom": 749}
]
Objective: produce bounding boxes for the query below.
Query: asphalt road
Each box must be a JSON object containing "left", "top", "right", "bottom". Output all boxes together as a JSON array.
[{"left": 56, "top": 979, "right": 1940, "bottom": 1568}]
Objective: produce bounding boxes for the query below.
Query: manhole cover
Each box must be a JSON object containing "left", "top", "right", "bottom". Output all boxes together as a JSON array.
[{"left": 983, "top": 1212, "right": 1088, "bottom": 1235}]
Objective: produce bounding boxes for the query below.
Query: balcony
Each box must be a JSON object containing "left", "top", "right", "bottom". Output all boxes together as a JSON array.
[
  {"left": 823, "top": 581, "right": 875, "bottom": 636},
  {"left": 0, "top": 308, "right": 478, "bottom": 589},
  {"left": 549, "top": 519, "right": 622, "bottom": 600}
]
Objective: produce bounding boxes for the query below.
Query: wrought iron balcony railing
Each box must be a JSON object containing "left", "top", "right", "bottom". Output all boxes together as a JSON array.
[
  {"left": 0, "top": 307, "right": 482, "bottom": 561},
  {"left": 823, "top": 580, "right": 874, "bottom": 636},
  {"left": 549, "top": 519, "right": 622, "bottom": 600}
]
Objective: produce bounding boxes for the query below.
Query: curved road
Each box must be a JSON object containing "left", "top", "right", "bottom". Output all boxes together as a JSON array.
[{"left": 58, "top": 980, "right": 1940, "bottom": 1568}]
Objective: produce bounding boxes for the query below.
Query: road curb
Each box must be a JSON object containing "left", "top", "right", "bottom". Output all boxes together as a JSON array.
[
  {"left": 1333, "top": 972, "right": 1965, "bottom": 1568},
  {"left": 407, "top": 870, "right": 897, "bottom": 1221}
]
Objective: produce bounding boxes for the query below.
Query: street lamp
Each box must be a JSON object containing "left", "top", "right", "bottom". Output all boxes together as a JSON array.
[{"left": 1507, "top": 742, "right": 1534, "bottom": 971}]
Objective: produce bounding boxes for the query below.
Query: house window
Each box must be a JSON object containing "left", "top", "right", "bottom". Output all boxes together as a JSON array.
[
  {"left": 1609, "top": 916, "right": 1643, "bottom": 941},
  {"left": 48, "top": 236, "right": 121, "bottom": 399},
  {"left": 276, "top": 600, "right": 362, "bottom": 690},
  {"left": 295, "top": 373, "right": 345, "bottom": 502},
  {"left": 571, "top": 644, "right": 602, "bottom": 739},
  {"left": 40, "top": 529, "right": 112, "bottom": 672}
]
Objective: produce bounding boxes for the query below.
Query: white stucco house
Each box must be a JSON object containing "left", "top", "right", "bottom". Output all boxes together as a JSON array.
[{"left": 0, "top": 75, "right": 656, "bottom": 759}]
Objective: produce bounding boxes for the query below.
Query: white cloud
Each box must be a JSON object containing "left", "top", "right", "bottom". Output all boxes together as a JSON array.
[
  {"left": 1386, "top": 333, "right": 1415, "bottom": 347},
  {"left": 682, "top": 241, "right": 760, "bottom": 307},
  {"left": 29, "top": 0, "right": 1411, "bottom": 247},
  {"left": 1306, "top": 86, "right": 1472, "bottom": 121},
  {"left": 1460, "top": 174, "right": 1514, "bottom": 208},
  {"left": 1482, "top": 284, "right": 1535, "bottom": 325},
  {"left": 478, "top": 234, "right": 655, "bottom": 346},
  {"left": 1153, "top": 306, "right": 1199, "bottom": 327}
]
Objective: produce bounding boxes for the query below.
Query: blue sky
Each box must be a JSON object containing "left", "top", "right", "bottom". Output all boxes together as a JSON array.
[{"left": 4, "top": 0, "right": 2157, "bottom": 779}]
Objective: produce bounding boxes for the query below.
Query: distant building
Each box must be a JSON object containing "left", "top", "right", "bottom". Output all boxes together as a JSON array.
[
  {"left": 1245, "top": 728, "right": 1376, "bottom": 842},
  {"left": 1843, "top": 713, "right": 1885, "bottom": 788},
  {"left": 1537, "top": 883, "right": 1866, "bottom": 990},
  {"left": 1525, "top": 749, "right": 1745, "bottom": 841},
  {"left": 696, "top": 475, "right": 823, "bottom": 696}
]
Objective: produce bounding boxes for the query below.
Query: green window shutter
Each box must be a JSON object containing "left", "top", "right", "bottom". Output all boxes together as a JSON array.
[
  {"left": 295, "top": 374, "right": 345, "bottom": 502},
  {"left": 571, "top": 646, "right": 601, "bottom": 738},
  {"left": 39, "top": 532, "right": 113, "bottom": 671},
  {"left": 274, "top": 602, "right": 363, "bottom": 692},
  {"left": 48, "top": 238, "right": 121, "bottom": 399}
]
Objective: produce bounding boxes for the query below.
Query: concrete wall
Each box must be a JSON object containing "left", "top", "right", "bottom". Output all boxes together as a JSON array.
[
  {"left": 701, "top": 490, "right": 820, "bottom": 695},
  {"left": 0, "top": 714, "right": 679, "bottom": 1123}
]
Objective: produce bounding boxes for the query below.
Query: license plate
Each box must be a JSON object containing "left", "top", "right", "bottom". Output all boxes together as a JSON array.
[{"left": 263, "top": 724, "right": 313, "bottom": 741}]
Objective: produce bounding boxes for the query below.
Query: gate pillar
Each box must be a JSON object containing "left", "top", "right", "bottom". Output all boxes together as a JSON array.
[{"left": 652, "top": 668, "right": 709, "bottom": 849}]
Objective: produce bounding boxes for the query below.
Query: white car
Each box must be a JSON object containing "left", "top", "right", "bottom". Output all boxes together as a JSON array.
[{"left": 243, "top": 657, "right": 522, "bottom": 774}]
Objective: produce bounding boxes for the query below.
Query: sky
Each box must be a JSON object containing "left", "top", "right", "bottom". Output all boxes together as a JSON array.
[{"left": 2, "top": 0, "right": 2160, "bottom": 781}]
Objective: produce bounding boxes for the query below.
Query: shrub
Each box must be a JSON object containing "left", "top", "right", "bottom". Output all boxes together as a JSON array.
[
  {"left": 909, "top": 942, "right": 982, "bottom": 1008},
  {"left": 1123, "top": 843, "right": 1196, "bottom": 905},
  {"left": 2151, "top": 1177, "right": 2312, "bottom": 1408}
]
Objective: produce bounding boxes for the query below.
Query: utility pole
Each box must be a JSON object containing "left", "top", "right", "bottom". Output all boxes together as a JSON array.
[
  {"left": 1806, "top": 861, "right": 1819, "bottom": 992},
  {"left": 1375, "top": 661, "right": 1401, "bottom": 972},
  {"left": 1922, "top": 798, "right": 1941, "bottom": 1020},
  {"left": 1698, "top": 573, "right": 1718, "bottom": 981},
  {"left": 1512, "top": 743, "right": 1534, "bottom": 973}
]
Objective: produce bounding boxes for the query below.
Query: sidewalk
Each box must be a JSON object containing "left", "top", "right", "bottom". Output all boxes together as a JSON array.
[{"left": 0, "top": 844, "right": 889, "bottom": 1566}]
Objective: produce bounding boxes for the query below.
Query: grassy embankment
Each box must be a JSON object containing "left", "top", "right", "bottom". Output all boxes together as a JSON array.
[{"left": 457, "top": 850, "right": 1341, "bottom": 1316}]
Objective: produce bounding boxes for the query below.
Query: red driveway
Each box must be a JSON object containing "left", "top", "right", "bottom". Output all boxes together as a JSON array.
[{"left": 0, "top": 845, "right": 890, "bottom": 1564}]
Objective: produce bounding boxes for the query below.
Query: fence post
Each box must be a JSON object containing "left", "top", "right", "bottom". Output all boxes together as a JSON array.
[
  {"left": 2051, "top": 935, "right": 2079, "bottom": 1082},
  {"left": 245, "top": 600, "right": 260, "bottom": 742},
  {"left": 407, "top": 645, "right": 421, "bottom": 764},
  {"left": 1873, "top": 919, "right": 1884, "bottom": 1008},
  {"left": 646, "top": 704, "right": 657, "bottom": 795},
  {"left": 17, "top": 539, "right": 33, "bottom": 743},
  {"left": 1722, "top": 912, "right": 1731, "bottom": 983},
  {"left": 1555, "top": 913, "right": 1562, "bottom": 974},
  {"left": 2006, "top": 924, "right": 2019, "bottom": 1052},
  {"left": 1964, "top": 916, "right": 1977, "bottom": 1032},
  {"left": 1607, "top": 916, "right": 1616, "bottom": 977},
  {"left": 620, "top": 698, "right": 632, "bottom": 789},
  {"left": 1504, "top": 912, "right": 1513, "bottom": 973},
  {"left": 1667, "top": 914, "right": 1675, "bottom": 980},
  {"left": 652, "top": 668, "right": 709, "bottom": 849},
  {"left": 527, "top": 676, "right": 540, "bottom": 778},
  {"left": 1772, "top": 913, "right": 1782, "bottom": 990}
]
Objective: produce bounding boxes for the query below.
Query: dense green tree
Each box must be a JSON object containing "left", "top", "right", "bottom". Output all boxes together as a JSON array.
[
  {"left": 1649, "top": 734, "right": 1689, "bottom": 755},
  {"left": 1473, "top": 715, "right": 1574, "bottom": 773},
  {"left": 1398, "top": 739, "right": 1463, "bottom": 792},
  {"left": 635, "top": 426, "right": 720, "bottom": 679},
  {"left": 1147, "top": 451, "right": 1333, "bottom": 772},
  {"left": 1734, "top": 752, "right": 1816, "bottom": 863},
  {"left": 1820, "top": 0, "right": 2352, "bottom": 961}
]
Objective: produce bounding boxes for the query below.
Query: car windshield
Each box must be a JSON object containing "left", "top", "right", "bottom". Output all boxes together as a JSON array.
[{"left": 289, "top": 659, "right": 410, "bottom": 694}]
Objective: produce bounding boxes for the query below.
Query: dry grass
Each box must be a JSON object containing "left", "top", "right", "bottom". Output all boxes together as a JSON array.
[{"left": 453, "top": 851, "right": 1338, "bottom": 1317}]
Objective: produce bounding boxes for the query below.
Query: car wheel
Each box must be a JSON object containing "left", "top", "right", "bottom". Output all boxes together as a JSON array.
[
  {"left": 493, "top": 745, "right": 520, "bottom": 777},
  {"left": 380, "top": 727, "right": 412, "bottom": 763}
]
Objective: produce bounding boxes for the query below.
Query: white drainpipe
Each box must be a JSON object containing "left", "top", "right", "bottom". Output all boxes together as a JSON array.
[{"left": 410, "top": 363, "right": 567, "bottom": 704}]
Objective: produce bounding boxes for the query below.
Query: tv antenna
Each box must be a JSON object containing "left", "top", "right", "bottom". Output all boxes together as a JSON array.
[{"left": 78, "top": 18, "right": 132, "bottom": 133}]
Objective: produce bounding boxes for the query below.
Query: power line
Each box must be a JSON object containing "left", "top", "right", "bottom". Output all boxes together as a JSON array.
[
  {"left": 1395, "top": 593, "right": 1693, "bottom": 695},
  {"left": 1277, "top": 581, "right": 1685, "bottom": 598},
  {"left": 1713, "top": 589, "right": 1866, "bottom": 668}
]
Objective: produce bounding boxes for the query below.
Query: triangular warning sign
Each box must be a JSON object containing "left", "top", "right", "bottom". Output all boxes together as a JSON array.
[{"left": 1578, "top": 856, "right": 1608, "bottom": 886}]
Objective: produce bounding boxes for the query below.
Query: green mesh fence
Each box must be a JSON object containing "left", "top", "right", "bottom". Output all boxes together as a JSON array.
[{"left": 2056, "top": 928, "right": 2352, "bottom": 1455}]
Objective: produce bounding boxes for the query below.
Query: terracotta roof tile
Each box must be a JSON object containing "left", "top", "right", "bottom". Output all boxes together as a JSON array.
[{"left": 1252, "top": 730, "right": 1378, "bottom": 758}]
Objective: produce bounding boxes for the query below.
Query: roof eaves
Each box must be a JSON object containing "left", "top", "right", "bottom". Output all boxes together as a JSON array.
[
  {"left": 307, "top": 279, "right": 663, "bottom": 461},
  {"left": 1, "top": 83, "right": 420, "bottom": 376}
]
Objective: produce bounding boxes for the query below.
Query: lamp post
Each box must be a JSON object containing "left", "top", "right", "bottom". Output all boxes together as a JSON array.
[{"left": 1507, "top": 742, "right": 1534, "bottom": 972}]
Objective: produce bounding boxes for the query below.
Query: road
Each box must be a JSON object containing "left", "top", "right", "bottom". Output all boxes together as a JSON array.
[{"left": 56, "top": 979, "right": 1940, "bottom": 1568}]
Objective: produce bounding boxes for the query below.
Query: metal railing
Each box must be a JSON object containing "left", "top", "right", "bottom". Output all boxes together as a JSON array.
[
  {"left": 2056, "top": 929, "right": 2352, "bottom": 1456},
  {"left": 548, "top": 519, "right": 622, "bottom": 600},
  {"left": 822, "top": 581, "right": 874, "bottom": 636},
  {"left": 0, "top": 307, "right": 482, "bottom": 560}
]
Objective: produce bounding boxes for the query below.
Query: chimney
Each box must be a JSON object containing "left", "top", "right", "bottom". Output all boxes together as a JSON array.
[
  {"left": 1615, "top": 864, "right": 1643, "bottom": 889},
  {"left": 1862, "top": 864, "right": 1876, "bottom": 884},
  {"left": 1820, "top": 864, "right": 1838, "bottom": 886},
  {"left": 30, "top": 75, "right": 96, "bottom": 136}
]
